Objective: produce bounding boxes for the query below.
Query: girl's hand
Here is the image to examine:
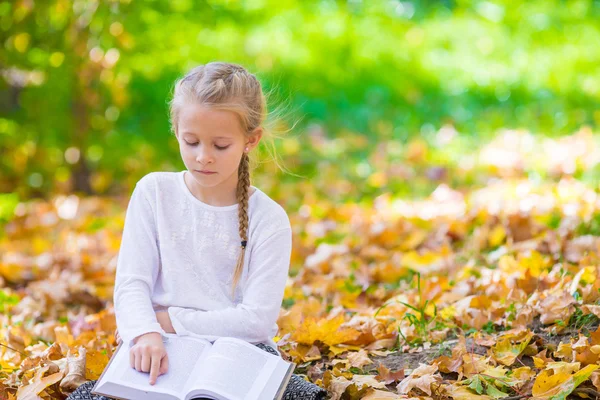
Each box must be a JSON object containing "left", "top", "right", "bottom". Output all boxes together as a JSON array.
[
  {"left": 115, "top": 328, "right": 122, "bottom": 345},
  {"left": 156, "top": 311, "right": 176, "bottom": 333},
  {"left": 130, "top": 332, "right": 169, "bottom": 385}
]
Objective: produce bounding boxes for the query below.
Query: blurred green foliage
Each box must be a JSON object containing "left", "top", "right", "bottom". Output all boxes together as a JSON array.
[{"left": 1, "top": 0, "right": 599, "bottom": 200}]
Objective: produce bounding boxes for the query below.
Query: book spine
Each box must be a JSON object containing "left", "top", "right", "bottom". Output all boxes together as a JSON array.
[{"left": 274, "top": 363, "right": 296, "bottom": 400}]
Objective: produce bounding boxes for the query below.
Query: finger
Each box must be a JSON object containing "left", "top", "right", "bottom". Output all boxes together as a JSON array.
[
  {"left": 135, "top": 351, "right": 142, "bottom": 372},
  {"left": 149, "top": 354, "right": 161, "bottom": 385},
  {"left": 116, "top": 333, "right": 122, "bottom": 345},
  {"left": 141, "top": 352, "right": 150, "bottom": 373},
  {"left": 159, "top": 353, "right": 169, "bottom": 375},
  {"left": 130, "top": 348, "right": 135, "bottom": 369}
]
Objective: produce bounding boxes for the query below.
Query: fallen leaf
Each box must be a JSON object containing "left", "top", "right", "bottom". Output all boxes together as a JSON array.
[
  {"left": 396, "top": 364, "right": 440, "bottom": 396},
  {"left": 346, "top": 350, "right": 373, "bottom": 369},
  {"left": 292, "top": 315, "right": 361, "bottom": 347},
  {"left": 375, "top": 363, "right": 405, "bottom": 385},
  {"left": 491, "top": 331, "right": 533, "bottom": 366},
  {"left": 15, "top": 365, "right": 64, "bottom": 400},
  {"left": 532, "top": 364, "right": 599, "bottom": 399}
]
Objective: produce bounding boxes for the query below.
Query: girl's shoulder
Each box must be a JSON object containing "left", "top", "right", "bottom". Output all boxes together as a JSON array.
[
  {"left": 249, "top": 188, "right": 292, "bottom": 237},
  {"left": 130, "top": 171, "right": 184, "bottom": 210},
  {"left": 134, "top": 170, "right": 181, "bottom": 193}
]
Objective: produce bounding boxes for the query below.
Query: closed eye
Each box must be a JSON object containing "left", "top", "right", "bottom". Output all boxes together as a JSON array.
[{"left": 184, "top": 141, "right": 230, "bottom": 150}]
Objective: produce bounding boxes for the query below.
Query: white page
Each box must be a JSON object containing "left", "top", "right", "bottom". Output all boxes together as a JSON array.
[
  {"left": 190, "top": 338, "right": 277, "bottom": 400},
  {"left": 110, "top": 335, "right": 210, "bottom": 397},
  {"left": 96, "top": 343, "right": 180, "bottom": 399}
]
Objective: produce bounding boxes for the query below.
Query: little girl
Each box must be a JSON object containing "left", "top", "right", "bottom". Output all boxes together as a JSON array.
[{"left": 67, "top": 62, "right": 326, "bottom": 400}]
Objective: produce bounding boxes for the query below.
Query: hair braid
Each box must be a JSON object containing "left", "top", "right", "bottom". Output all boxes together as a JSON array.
[{"left": 231, "top": 152, "right": 250, "bottom": 297}]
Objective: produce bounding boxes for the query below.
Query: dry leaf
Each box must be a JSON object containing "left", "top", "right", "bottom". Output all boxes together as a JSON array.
[
  {"left": 16, "top": 365, "right": 64, "bottom": 400},
  {"left": 347, "top": 350, "right": 373, "bottom": 369},
  {"left": 532, "top": 364, "right": 599, "bottom": 399},
  {"left": 375, "top": 363, "right": 405, "bottom": 385},
  {"left": 59, "top": 346, "right": 87, "bottom": 393}
]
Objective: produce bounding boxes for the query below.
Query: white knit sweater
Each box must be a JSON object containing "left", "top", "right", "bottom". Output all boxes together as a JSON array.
[{"left": 113, "top": 170, "right": 292, "bottom": 354}]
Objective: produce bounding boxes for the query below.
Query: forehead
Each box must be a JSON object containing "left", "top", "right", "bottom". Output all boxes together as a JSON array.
[{"left": 178, "top": 103, "right": 244, "bottom": 138}]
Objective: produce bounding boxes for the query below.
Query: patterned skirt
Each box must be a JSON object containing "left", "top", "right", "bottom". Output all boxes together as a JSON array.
[{"left": 66, "top": 343, "right": 327, "bottom": 400}]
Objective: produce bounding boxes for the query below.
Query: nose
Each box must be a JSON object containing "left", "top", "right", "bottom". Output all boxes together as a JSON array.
[{"left": 196, "top": 146, "right": 214, "bottom": 165}]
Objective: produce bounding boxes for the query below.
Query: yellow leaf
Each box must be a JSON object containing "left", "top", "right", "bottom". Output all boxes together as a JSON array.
[
  {"left": 328, "top": 345, "right": 362, "bottom": 356},
  {"left": 85, "top": 349, "right": 110, "bottom": 380},
  {"left": 546, "top": 362, "right": 581, "bottom": 375},
  {"left": 482, "top": 365, "right": 508, "bottom": 379},
  {"left": 292, "top": 315, "right": 360, "bottom": 347},
  {"left": 32, "top": 236, "right": 51, "bottom": 254},
  {"left": 0, "top": 359, "right": 19, "bottom": 373},
  {"left": 277, "top": 297, "right": 322, "bottom": 335},
  {"left": 488, "top": 225, "right": 506, "bottom": 248},
  {"left": 401, "top": 230, "right": 427, "bottom": 250},
  {"left": 532, "top": 364, "right": 599, "bottom": 399},
  {"left": 448, "top": 385, "right": 492, "bottom": 400},
  {"left": 533, "top": 357, "right": 546, "bottom": 369},
  {"left": 54, "top": 326, "right": 74, "bottom": 347},
  {"left": 0, "top": 262, "right": 25, "bottom": 283},
  {"left": 439, "top": 305, "right": 456, "bottom": 320},
  {"left": 288, "top": 344, "right": 321, "bottom": 363},
  {"left": 519, "top": 251, "right": 550, "bottom": 278},
  {"left": 401, "top": 251, "right": 441, "bottom": 270},
  {"left": 491, "top": 331, "right": 533, "bottom": 366}
]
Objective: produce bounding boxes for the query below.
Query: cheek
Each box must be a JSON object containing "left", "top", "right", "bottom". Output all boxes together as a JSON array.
[
  {"left": 226, "top": 151, "right": 242, "bottom": 165},
  {"left": 179, "top": 144, "right": 193, "bottom": 157}
]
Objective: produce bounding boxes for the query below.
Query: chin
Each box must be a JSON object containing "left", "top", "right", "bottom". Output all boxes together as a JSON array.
[{"left": 191, "top": 172, "right": 221, "bottom": 185}]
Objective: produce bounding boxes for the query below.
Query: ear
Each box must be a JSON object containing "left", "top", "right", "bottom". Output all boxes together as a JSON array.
[{"left": 245, "top": 127, "right": 263, "bottom": 151}]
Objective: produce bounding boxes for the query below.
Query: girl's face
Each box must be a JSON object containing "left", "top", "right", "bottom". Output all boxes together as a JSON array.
[{"left": 175, "top": 103, "right": 260, "bottom": 190}]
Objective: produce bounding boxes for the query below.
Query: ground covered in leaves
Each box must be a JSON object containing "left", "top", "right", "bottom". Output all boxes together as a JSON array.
[{"left": 3, "top": 130, "right": 600, "bottom": 399}]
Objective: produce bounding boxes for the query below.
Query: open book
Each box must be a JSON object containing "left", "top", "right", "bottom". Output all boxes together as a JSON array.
[{"left": 91, "top": 334, "right": 295, "bottom": 400}]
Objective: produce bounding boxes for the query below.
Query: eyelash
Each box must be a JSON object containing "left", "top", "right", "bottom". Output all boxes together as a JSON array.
[{"left": 185, "top": 142, "right": 229, "bottom": 150}]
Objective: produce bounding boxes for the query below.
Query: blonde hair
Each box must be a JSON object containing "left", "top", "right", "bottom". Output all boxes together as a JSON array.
[{"left": 168, "top": 62, "right": 280, "bottom": 298}]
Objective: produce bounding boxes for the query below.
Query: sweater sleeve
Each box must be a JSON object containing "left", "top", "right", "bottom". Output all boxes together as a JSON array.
[
  {"left": 113, "top": 178, "right": 169, "bottom": 347},
  {"left": 167, "top": 226, "right": 292, "bottom": 343}
]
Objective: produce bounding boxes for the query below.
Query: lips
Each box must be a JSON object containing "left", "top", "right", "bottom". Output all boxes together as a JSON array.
[{"left": 196, "top": 170, "right": 216, "bottom": 174}]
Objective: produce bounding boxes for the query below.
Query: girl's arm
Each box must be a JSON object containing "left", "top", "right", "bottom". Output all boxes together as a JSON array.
[
  {"left": 114, "top": 176, "right": 169, "bottom": 347},
  {"left": 166, "top": 226, "right": 292, "bottom": 342}
]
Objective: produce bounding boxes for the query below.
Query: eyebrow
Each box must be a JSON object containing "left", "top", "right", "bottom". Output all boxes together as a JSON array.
[{"left": 182, "top": 132, "right": 233, "bottom": 140}]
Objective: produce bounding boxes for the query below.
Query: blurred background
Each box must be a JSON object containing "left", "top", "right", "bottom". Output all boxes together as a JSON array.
[
  {"left": 0, "top": 0, "right": 600, "bottom": 234},
  {"left": 2, "top": 0, "right": 600, "bottom": 212}
]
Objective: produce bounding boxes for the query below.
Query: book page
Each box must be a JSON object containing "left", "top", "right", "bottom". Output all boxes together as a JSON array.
[
  {"left": 112, "top": 335, "right": 212, "bottom": 396},
  {"left": 188, "top": 338, "right": 277, "bottom": 400}
]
